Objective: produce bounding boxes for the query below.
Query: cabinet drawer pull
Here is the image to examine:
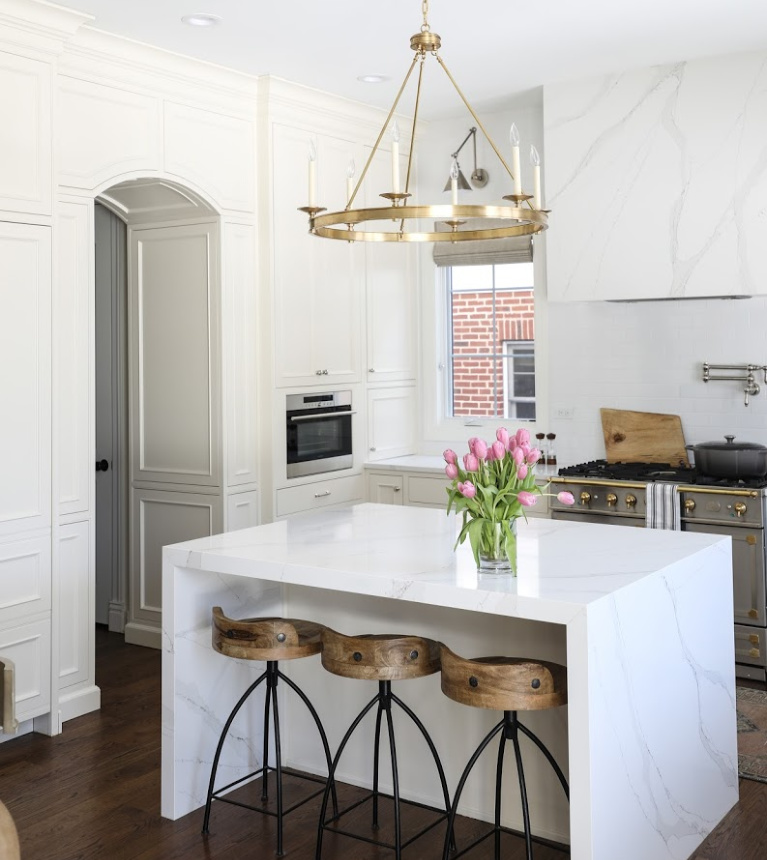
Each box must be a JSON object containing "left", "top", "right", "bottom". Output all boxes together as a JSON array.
[
  {"left": 378, "top": 483, "right": 401, "bottom": 491},
  {"left": 314, "top": 490, "right": 332, "bottom": 498},
  {"left": 369, "top": 368, "right": 375, "bottom": 373}
]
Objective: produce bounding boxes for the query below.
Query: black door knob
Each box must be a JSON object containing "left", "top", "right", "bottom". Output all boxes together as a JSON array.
[{"left": 96, "top": 459, "right": 109, "bottom": 472}]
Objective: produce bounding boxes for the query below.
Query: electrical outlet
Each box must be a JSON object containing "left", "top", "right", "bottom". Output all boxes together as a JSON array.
[{"left": 554, "top": 407, "right": 574, "bottom": 420}]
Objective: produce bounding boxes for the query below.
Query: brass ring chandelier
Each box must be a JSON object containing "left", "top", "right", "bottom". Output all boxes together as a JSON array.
[{"left": 299, "top": 0, "right": 549, "bottom": 243}]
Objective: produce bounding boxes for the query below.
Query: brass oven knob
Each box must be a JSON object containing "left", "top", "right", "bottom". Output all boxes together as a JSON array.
[
  {"left": 734, "top": 501, "right": 747, "bottom": 518},
  {"left": 579, "top": 491, "right": 591, "bottom": 506},
  {"left": 625, "top": 493, "right": 637, "bottom": 509},
  {"left": 684, "top": 499, "right": 696, "bottom": 512},
  {"left": 606, "top": 493, "right": 618, "bottom": 507}
]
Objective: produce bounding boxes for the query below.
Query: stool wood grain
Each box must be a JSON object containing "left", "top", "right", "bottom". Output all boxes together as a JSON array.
[
  {"left": 212, "top": 607, "right": 322, "bottom": 661},
  {"left": 320, "top": 629, "right": 441, "bottom": 681},
  {"left": 440, "top": 646, "right": 567, "bottom": 712}
]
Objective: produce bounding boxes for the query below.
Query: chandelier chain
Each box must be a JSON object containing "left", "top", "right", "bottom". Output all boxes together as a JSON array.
[{"left": 421, "top": 0, "right": 430, "bottom": 31}]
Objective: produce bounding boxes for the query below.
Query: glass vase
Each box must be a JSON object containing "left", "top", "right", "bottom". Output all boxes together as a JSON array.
[{"left": 477, "top": 518, "right": 518, "bottom": 575}]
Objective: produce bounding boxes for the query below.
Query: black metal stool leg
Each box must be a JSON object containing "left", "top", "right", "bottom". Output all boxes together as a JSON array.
[
  {"left": 391, "top": 691, "right": 456, "bottom": 851},
  {"left": 272, "top": 670, "right": 285, "bottom": 857},
  {"left": 315, "top": 692, "right": 381, "bottom": 859},
  {"left": 517, "top": 722, "right": 570, "bottom": 800},
  {"left": 494, "top": 726, "right": 508, "bottom": 860},
  {"left": 509, "top": 712, "right": 533, "bottom": 860},
  {"left": 383, "top": 683, "right": 403, "bottom": 860},
  {"left": 261, "top": 662, "right": 275, "bottom": 802},
  {"left": 372, "top": 685, "right": 385, "bottom": 830},
  {"left": 442, "top": 718, "right": 505, "bottom": 860},
  {"left": 278, "top": 670, "right": 339, "bottom": 816},
  {"left": 202, "top": 668, "right": 268, "bottom": 834}
]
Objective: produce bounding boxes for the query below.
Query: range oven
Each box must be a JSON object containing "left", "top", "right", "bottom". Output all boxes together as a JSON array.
[
  {"left": 549, "top": 461, "right": 767, "bottom": 682},
  {"left": 286, "top": 391, "right": 354, "bottom": 479}
]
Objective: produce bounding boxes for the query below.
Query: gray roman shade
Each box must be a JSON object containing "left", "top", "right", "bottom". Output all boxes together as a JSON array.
[{"left": 432, "top": 219, "right": 534, "bottom": 267}]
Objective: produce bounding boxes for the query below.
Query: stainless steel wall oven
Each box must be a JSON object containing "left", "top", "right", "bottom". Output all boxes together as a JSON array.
[{"left": 286, "top": 391, "right": 354, "bottom": 479}]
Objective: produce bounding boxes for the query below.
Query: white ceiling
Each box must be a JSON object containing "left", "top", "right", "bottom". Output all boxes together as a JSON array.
[{"left": 60, "top": 0, "right": 767, "bottom": 118}]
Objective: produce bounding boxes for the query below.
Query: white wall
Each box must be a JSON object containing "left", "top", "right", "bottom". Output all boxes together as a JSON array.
[{"left": 548, "top": 296, "right": 767, "bottom": 466}]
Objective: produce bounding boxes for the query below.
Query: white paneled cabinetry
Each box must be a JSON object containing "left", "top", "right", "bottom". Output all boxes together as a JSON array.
[{"left": 272, "top": 123, "right": 363, "bottom": 388}]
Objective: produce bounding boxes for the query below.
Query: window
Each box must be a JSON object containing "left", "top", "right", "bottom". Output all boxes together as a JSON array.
[{"left": 445, "top": 262, "right": 536, "bottom": 420}]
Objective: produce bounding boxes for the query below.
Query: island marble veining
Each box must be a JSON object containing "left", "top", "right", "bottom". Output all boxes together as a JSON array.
[
  {"left": 161, "top": 504, "right": 737, "bottom": 860},
  {"left": 544, "top": 49, "right": 767, "bottom": 301}
]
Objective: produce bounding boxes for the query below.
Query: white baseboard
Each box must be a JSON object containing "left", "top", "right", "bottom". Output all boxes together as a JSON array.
[
  {"left": 108, "top": 601, "right": 126, "bottom": 633},
  {"left": 124, "top": 622, "right": 161, "bottom": 650},
  {"left": 59, "top": 685, "right": 102, "bottom": 723}
]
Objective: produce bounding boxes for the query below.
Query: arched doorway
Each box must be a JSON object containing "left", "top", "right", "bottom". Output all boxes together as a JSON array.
[{"left": 94, "top": 177, "right": 220, "bottom": 646}]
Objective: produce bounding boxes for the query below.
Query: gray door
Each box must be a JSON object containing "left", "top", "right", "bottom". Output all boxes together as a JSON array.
[{"left": 94, "top": 204, "right": 127, "bottom": 628}]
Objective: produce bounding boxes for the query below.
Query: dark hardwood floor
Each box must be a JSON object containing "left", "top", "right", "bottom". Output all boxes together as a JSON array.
[{"left": 0, "top": 629, "right": 764, "bottom": 859}]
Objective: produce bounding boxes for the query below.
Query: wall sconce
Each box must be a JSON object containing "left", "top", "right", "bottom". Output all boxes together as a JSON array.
[{"left": 443, "top": 127, "right": 489, "bottom": 191}]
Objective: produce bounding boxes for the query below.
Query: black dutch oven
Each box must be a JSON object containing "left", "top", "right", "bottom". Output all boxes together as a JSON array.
[{"left": 686, "top": 435, "right": 767, "bottom": 480}]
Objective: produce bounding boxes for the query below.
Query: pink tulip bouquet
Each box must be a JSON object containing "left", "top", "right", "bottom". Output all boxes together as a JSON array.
[{"left": 444, "top": 427, "right": 575, "bottom": 572}]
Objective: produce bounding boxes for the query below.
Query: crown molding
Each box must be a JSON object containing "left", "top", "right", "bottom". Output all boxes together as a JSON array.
[{"left": 0, "top": 0, "right": 91, "bottom": 57}]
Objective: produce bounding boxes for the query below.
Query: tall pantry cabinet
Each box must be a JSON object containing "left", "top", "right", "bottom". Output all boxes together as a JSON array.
[{"left": 0, "top": 0, "right": 262, "bottom": 736}]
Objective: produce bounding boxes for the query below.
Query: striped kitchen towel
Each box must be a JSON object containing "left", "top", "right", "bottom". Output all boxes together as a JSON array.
[{"left": 645, "top": 482, "right": 681, "bottom": 530}]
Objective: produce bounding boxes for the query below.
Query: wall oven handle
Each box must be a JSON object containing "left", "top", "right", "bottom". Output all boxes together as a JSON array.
[{"left": 289, "top": 411, "right": 356, "bottom": 422}]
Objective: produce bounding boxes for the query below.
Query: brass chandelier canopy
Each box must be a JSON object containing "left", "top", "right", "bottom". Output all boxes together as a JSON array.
[{"left": 299, "top": 0, "right": 549, "bottom": 244}]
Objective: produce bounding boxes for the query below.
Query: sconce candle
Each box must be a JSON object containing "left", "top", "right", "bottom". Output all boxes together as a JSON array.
[
  {"left": 530, "top": 145, "right": 541, "bottom": 209},
  {"left": 450, "top": 159, "right": 459, "bottom": 206},
  {"left": 509, "top": 123, "right": 522, "bottom": 197},
  {"left": 391, "top": 121, "right": 400, "bottom": 193}
]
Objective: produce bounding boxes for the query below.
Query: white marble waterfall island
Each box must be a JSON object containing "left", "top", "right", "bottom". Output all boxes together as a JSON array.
[{"left": 161, "top": 504, "right": 737, "bottom": 860}]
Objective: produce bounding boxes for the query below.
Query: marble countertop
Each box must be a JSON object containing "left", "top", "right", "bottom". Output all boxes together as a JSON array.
[{"left": 165, "top": 503, "right": 727, "bottom": 626}]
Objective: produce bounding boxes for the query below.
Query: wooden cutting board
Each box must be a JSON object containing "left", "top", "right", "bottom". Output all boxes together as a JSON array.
[{"left": 600, "top": 408, "right": 689, "bottom": 466}]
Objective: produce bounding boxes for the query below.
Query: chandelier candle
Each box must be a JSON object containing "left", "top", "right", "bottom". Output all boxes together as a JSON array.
[
  {"left": 391, "top": 121, "right": 400, "bottom": 193},
  {"left": 346, "top": 158, "right": 355, "bottom": 204},
  {"left": 530, "top": 145, "right": 541, "bottom": 210},
  {"left": 308, "top": 140, "right": 317, "bottom": 208},
  {"left": 509, "top": 123, "right": 522, "bottom": 197}
]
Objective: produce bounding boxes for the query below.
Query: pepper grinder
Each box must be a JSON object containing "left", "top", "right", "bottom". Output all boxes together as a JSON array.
[
  {"left": 546, "top": 432, "right": 557, "bottom": 467},
  {"left": 535, "top": 432, "right": 546, "bottom": 465}
]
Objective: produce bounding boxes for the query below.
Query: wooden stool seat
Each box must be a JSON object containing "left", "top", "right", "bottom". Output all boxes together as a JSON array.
[
  {"left": 320, "top": 629, "right": 441, "bottom": 681},
  {"left": 212, "top": 607, "right": 323, "bottom": 661},
  {"left": 440, "top": 645, "right": 568, "bottom": 712}
]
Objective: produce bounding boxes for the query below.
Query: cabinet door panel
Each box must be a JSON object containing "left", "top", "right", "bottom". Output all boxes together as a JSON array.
[
  {"left": 367, "top": 387, "right": 416, "bottom": 461},
  {"left": 0, "top": 223, "right": 51, "bottom": 536},
  {"left": 56, "top": 201, "right": 92, "bottom": 516},
  {"left": 0, "top": 53, "right": 51, "bottom": 215},
  {"left": 272, "top": 124, "right": 362, "bottom": 386},
  {"left": 129, "top": 223, "right": 221, "bottom": 486},
  {"left": 58, "top": 521, "right": 91, "bottom": 689}
]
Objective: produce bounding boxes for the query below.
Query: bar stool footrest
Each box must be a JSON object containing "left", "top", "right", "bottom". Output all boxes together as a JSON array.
[
  {"left": 209, "top": 766, "right": 331, "bottom": 819},
  {"left": 322, "top": 791, "right": 449, "bottom": 852}
]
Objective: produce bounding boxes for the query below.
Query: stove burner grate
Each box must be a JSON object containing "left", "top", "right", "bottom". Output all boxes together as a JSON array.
[{"left": 557, "top": 460, "right": 767, "bottom": 489}]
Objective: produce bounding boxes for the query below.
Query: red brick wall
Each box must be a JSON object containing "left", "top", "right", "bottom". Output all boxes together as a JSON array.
[{"left": 451, "top": 289, "right": 535, "bottom": 416}]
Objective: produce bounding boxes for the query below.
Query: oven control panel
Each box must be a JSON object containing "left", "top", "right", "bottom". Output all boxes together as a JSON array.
[
  {"left": 549, "top": 480, "right": 646, "bottom": 519},
  {"left": 680, "top": 491, "right": 763, "bottom": 527}
]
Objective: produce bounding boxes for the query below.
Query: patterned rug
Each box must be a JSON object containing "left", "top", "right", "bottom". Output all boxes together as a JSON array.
[{"left": 737, "top": 686, "right": 767, "bottom": 783}]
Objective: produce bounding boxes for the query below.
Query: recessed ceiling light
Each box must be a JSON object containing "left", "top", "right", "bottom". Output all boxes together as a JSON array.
[
  {"left": 181, "top": 13, "right": 221, "bottom": 27},
  {"left": 357, "top": 74, "right": 390, "bottom": 84}
]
